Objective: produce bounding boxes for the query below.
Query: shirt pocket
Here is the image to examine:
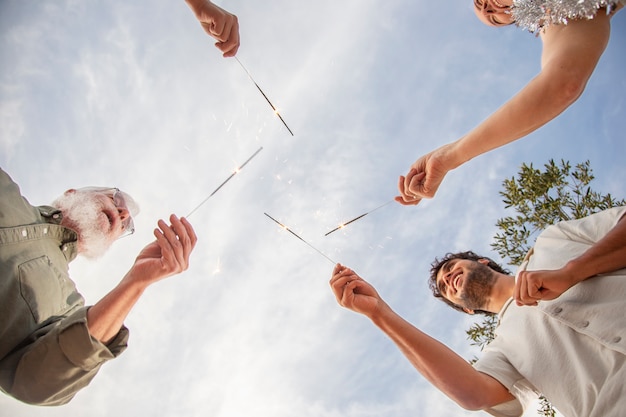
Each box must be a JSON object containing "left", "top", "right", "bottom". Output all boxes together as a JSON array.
[{"left": 18, "top": 255, "right": 68, "bottom": 324}]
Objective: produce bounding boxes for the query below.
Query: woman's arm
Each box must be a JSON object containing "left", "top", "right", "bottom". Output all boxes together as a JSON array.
[{"left": 397, "top": 13, "right": 612, "bottom": 205}]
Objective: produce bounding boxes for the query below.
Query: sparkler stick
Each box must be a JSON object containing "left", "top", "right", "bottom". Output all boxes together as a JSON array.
[
  {"left": 235, "top": 57, "right": 294, "bottom": 136},
  {"left": 264, "top": 212, "right": 336, "bottom": 265},
  {"left": 325, "top": 200, "right": 394, "bottom": 236},
  {"left": 186, "top": 147, "right": 263, "bottom": 218}
]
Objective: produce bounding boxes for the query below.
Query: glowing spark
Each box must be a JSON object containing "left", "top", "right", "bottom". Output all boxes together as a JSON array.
[
  {"left": 325, "top": 200, "right": 394, "bottom": 236},
  {"left": 186, "top": 147, "right": 263, "bottom": 218},
  {"left": 264, "top": 213, "right": 336, "bottom": 265},
  {"left": 213, "top": 258, "right": 222, "bottom": 275},
  {"left": 235, "top": 57, "right": 294, "bottom": 136}
]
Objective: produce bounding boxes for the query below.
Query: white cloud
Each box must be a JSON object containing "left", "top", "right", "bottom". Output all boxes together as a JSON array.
[{"left": 0, "top": 1, "right": 621, "bottom": 416}]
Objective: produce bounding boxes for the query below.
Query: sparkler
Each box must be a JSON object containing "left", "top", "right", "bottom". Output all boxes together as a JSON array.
[
  {"left": 186, "top": 147, "right": 263, "bottom": 218},
  {"left": 235, "top": 57, "right": 294, "bottom": 136},
  {"left": 325, "top": 200, "right": 394, "bottom": 236},
  {"left": 264, "top": 212, "right": 336, "bottom": 265}
]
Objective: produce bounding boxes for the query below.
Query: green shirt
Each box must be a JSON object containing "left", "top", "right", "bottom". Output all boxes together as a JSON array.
[{"left": 0, "top": 168, "right": 128, "bottom": 406}]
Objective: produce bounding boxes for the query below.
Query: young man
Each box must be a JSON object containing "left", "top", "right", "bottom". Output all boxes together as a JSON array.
[
  {"left": 331, "top": 206, "right": 626, "bottom": 416},
  {"left": 0, "top": 168, "right": 197, "bottom": 405}
]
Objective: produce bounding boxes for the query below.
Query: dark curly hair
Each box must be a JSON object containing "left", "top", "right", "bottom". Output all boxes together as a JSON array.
[{"left": 428, "top": 251, "right": 511, "bottom": 316}]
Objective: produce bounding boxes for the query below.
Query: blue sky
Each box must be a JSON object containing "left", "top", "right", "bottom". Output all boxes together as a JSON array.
[{"left": 1, "top": 1, "right": 624, "bottom": 416}]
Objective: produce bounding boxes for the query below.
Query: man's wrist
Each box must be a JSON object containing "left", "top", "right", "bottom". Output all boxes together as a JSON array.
[{"left": 562, "top": 259, "right": 589, "bottom": 286}]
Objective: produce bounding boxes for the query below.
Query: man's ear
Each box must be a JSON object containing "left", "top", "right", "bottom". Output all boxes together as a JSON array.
[
  {"left": 64, "top": 189, "right": 76, "bottom": 195},
  {"left": 463, "top": 308, "right": 475, "bottom": 315},
  {"left": 478, "top": 258, "right": 490, "bottom": 266}
]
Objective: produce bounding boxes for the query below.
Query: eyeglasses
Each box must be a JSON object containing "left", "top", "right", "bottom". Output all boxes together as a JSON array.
[
  {"left": 110, "top": 188, "right": 135, "bottom": 238},
  {"left": 80, "top": 186, "right": 136, "bottom": 238}
]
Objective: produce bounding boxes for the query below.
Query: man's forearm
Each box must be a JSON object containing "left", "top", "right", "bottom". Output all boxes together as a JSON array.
[
  {"left": 86, "top": 276, "right": 146, "bottom": 344},
  {"left": 564, "top": 214, "right": 626, "bottom": 284},
  {"left": 370, "top": 305, "right": 513, "bottom": 410}
]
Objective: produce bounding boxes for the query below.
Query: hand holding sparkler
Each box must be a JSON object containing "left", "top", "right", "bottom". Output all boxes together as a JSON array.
[
  {"left": 330, "top": 263, "right": 382, "bottom": 317},
  {"left": 185, "top": 0, "right": 240, "bottom": 57},
  {"left": 396, "top": 144, "right": 456, "bottom": 206}
]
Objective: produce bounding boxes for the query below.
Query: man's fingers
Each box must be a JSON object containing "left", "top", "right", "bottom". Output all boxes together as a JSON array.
[
  {"left": 515, "top": 272, "right": 541, "bottom": 306},
  {"left": 152, "top": 215, "right": 195, "bottom": 274},
  {"left": 396, "top": 174, "right": 421, "bottom": 205},
  {"left": 180, "top": 216, "right": 198, "bottom": 248},
  {"left": 407, "top": 171, "right": 427, "bottom": 194}
]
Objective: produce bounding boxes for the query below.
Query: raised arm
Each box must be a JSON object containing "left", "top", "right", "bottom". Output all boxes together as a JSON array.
[
  {"left": 516, "top": 209, "right": 626, "bottom": 305},
  {"left": 397, "top": 12, "right": 612, "bottom": 205},
  {"left": 330, "top": 264, "right": 513, "bottom": 410},
  {"left": 87, "top": 214, "right": 197, "bottom": 343}
]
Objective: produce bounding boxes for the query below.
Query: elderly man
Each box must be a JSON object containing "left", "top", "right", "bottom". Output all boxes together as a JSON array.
[
  {"left": 331, "top": 206, "right": 626, "bottom": 417},
  {"left": 0, "top": 168, "right": 197, "bottom": 406}
]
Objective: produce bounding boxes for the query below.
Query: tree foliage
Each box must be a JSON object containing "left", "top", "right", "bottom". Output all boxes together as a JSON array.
[
  {"left": 491, "top": 159, "right": 625, "bottom": 266},
  {"left": 467, "top": 159, "right": 625, "bottom": 416}
]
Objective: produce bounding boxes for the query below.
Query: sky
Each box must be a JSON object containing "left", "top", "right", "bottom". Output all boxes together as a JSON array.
[{"left": 0, "top": 1, "right": 625, "bottom": 416}]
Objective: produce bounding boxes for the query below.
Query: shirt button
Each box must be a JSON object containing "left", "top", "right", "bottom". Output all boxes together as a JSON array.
[
  {"left": 554, "top": 307, "right": 563, "bottom": 314},
  {"left": 43, "top": 227, "right": 48, "bottom": 234},
  {"left": 581, "top": 321, "right": 590, "bottom": 328},
  {"left": 21, "top": 229, "right": 27, "bottom": 237},
  {"left": 613, "top": 336, "right": 622, "bottom": 343}
]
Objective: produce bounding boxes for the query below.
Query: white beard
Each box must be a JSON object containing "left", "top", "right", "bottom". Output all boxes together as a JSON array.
[{"left": 52, "top": 191, "right": 116, "bottom": 259}]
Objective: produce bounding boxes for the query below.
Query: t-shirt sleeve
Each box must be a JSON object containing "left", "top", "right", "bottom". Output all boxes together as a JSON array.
[{"left": 473, "top": 349, "right": 537, "bottom": 417}]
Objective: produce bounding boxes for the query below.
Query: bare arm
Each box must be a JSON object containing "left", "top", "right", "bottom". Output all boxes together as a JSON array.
[
  {"left": 516, "top": 211, "right": 626, "bottom": 305},
  {"left": 184, "top": 0, "right": 240, "bottom": 57},
  {"left": 87, "top": 215, "right": 197, "bottom": 343},
  {"left": 397, "top": 13, "right": 612, "bottom": 205},
  {"left": 330, "top": 264, "right": 514, "bottom": 410}
]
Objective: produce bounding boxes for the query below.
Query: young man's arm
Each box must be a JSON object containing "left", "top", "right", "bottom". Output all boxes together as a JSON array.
[
  {"left": 330, "top": 264, "right": 514, "bottom": 410},
  {"left": 516, "top": 209, "right": 626, "bottom": 305}
]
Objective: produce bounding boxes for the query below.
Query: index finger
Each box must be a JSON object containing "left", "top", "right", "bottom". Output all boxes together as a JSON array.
[
  {"left": 403, "top": 168, "right": 417, "bottom": 193},
  {"left": 180, "top": 216, "right": 198, "bottom": 248},
  {"left": 396, "top": 175, "right": 421, "bottom": 206},
  {"left": 515, "top": 271, "right": 539, "bottom": 306},
  {"left": 332, "top": 263, "right": 344, "bottom": 276},
  {"left": 216, "top": 22, "right": 240, "bottom": 57}
]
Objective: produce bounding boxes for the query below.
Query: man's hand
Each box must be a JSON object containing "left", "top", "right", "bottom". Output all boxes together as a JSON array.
[
  {"left": 128, "top": 214, "right": 197, "bottom": 286},
  {"left": 186, "top": 0, "right": 240, "bottom": 57},
  {"left": 88, "top": 214, "right": 197, "bottom": 343},
  {"left": 395, "top": 144, "right": 455, "bottom": 206},
  {"left": 330, "top": 264, "right": 383, "bottom": 317},
  {"left": 514, "top": 268, "right": 577, "bottom": 306}
]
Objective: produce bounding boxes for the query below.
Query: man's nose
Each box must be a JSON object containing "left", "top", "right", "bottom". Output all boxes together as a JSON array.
[{"left": 118, "top": 207, "right": 130, "bottom": 221}]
